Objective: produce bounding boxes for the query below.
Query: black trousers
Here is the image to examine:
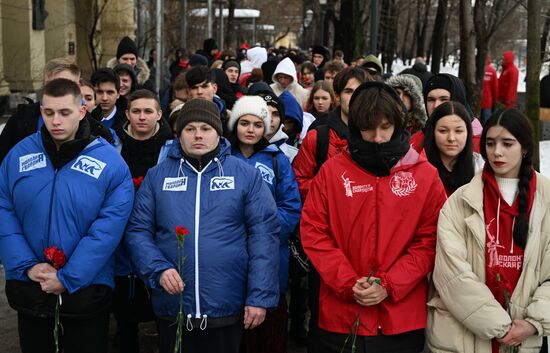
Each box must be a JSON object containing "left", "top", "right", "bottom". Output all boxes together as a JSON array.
[
  {"left": 112, "top": 275, "right": 156, "bottom": 353},
  {"left": 17, "top": 310, "right": 110, "bottom": 353},
  {"left": 307, "top": 268, "right": 322, "bottom": 353},
  {"left": 158, "top": 317, "right": 243, "bottom": 353},
  {"left": 319, "top": 328, "right": 425, "bottom": 353}
]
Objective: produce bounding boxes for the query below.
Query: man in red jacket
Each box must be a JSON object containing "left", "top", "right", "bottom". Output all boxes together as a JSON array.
[
  {"left": 497, "top": 51, "right": 519, "bottom": 108},
  {"left": 481, "top": 55, "right": 498, "bottom": 124},
  {"left": 301, "top": 82, "right": 446, "bottom": 353},
  {"left": 292, "top": 67, "right": 369, "bottom": 352}
]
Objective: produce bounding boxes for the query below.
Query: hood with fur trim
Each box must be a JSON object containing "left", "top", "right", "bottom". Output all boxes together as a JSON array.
[
  {"left": 107, "top": 56, "right": 151, "bottom": 86},
  {"left": 386, "top": 74, "right": 428, "bottom": 128}
]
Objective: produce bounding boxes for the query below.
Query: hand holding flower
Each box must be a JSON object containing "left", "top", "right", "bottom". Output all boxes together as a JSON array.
[
  {"left": 27, "top": 263, "right": 56, "bottom": 282},
  {"left": 353, "top": 277, "right": 387, "bottom": 306},
  {"left": 39, "top": 272, "right": 66, "bottom": 295},
  {"left": 498, "top": 319, "right": 537, "bottom": 347},
  {"left": 160, "top": 268, "right": 185, "bottom": 295}
]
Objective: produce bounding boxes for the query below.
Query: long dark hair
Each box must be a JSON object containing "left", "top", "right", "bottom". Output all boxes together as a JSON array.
[
  {"left": 480, "top": 108, "right": 534, "bottom": 249},
  {"left": 423, "top": 101, "right": 474, "bottom": 193}
]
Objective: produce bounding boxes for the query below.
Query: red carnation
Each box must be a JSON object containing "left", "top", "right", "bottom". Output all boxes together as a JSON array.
[
  {"left": 44, "top": 246, "right": 66, "bottom": 269},
  {"left": 175, "top": 226, "right": 190, "bottom": 243},
  {"left": 132, "top": 176, "right": 144, "bottom": 191}
]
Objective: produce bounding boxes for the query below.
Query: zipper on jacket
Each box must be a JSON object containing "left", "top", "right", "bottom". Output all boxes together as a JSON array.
[
  {"left": 46, "top": 169, "right": 58, "bottom": 247},
  {"left": 185, "top": 159, "right": 213, "bottom": 319}
]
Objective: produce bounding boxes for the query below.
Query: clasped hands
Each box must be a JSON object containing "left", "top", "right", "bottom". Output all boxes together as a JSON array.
[
  {"left": 27, "top": 263, "right": 65, "bottom": 295},
  {"left": 352, "top": 276, "right": 387, "bottom": 306},
  {"left": 498, "top": 319, "right": 537, "bottom": 348}
]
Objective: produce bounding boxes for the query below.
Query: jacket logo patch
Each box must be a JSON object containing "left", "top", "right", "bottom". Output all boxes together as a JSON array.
[
  {"left": 163, "top": 177, "right": 188, "bottom": 191},
  {"left": 341, "top": 172, "right": 355, "bottom": 197},
  {"left": 210, "top": 176, "right": 235, "bottom": 191},
  {"left": 390, "top": 171, "right": 417, "bottom": 197},
  {"left": 70, "top": 155, "right": 106, "bottom": 179},
  {"left": 341, "top": 172, "right": 372, "bottom": 197},
  {"left": 255, "top": 162, "right": 274, "bottom": 185},
  {"left": 19, "top": 153, "right": 46, "bottom": 172}
]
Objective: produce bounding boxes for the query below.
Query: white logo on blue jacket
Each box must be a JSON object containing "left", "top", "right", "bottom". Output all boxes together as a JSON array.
[
  {"left": 70, "top": 155, "right": 106, "bottom": 179},
  {"left": 255, "top": 162, "right": 274, "bottom": 185},
  {"left": 19, "top": 153, "right": 46, "bottom": 172},
  {"left": 163, "top": 177, "right": 188, "bottom": 191},
  {"left": 210, "top": 176, "right": 235, "bottom": 191}
]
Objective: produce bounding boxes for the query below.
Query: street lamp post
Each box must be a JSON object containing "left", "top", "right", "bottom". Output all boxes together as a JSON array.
[{"left": 319, "top": 0, "right": 327, "bottom": 46}]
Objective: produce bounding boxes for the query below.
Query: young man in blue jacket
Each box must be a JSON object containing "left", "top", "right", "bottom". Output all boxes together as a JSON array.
[
  {"left": 0, "top": 78, "right": 134, "bottom": 353},
  {"left": 124, "top": 98, "right": 280, "bottom": 353}
]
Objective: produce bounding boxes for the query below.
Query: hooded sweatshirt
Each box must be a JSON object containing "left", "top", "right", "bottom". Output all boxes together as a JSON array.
[
  {"left": 497, "top": 51, "right": 519, "bottom": 108},
  {"left": 270, "top": 58, "right": 310, "bottom": 109},
  {"left": 481, "top": 56, "right": 499, "bottom": 110},
  {"left": 240, "top": 47, "right": 268, "bottom": 80}
]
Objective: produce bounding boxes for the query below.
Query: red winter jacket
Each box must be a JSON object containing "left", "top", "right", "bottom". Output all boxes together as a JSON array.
[
  {"left": 498, "top": 51, "right": 519, "bottom": 108},
  {"left": 301, "top": 148, "right": 446, "bottom": 336},
  {"left": 481, "top": 57, "right": 499, "bottom": 109},
  {"left": 293, "top": 124, "right": 348, "bottom": 201}
]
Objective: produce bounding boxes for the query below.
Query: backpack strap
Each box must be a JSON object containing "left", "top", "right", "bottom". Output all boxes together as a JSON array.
[{"left": 314, "top": 124, "right": 330, "bottom": 175}]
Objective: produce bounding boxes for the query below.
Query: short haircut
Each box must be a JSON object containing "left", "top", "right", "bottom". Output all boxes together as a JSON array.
[
  {"left": 323, "top": 60, "right": 345, "bottom": 74},
  {"left": 90, "top": 68, "right": 120, "bottom": 92},
  {"left": 334, "top": 50, "right": 344, "bottom": 59},
  {"left": 42, "top": 78, "right": 83, "bottom": 106},
  {"left": 186, "top": 66, "right": 216, "bottom": 87},
  {"left": 126, "top": 89, "right": 161, "bottom": 110},
  {"left": 172, "top": 72, "right": 188, "bottom": 91},
  {"left": 332, "top": 67, "right": 370, "bottom": 96},
  {"left": 349, "top": 82, "right": 405, "bottom": 131},
  {"left": 300, "top": 61, "right": 316, "bottom": 75},
  {"left": 79, "top": 79, "right": 95, "bottom": 92},
  {"left": 43, "top": 57, "right": 81, "bottom": 82}
]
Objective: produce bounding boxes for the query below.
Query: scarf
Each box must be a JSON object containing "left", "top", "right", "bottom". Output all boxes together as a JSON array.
[
  {"left": 482, "top": 167, "right": 536, "bottom": 353},
  {"left": 348, "top": 132, "right": 410, "bottom": 176}
]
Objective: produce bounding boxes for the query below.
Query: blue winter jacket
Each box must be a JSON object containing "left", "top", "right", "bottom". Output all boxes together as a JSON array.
[
  {"left": 124, "top": 138, "right": 280, "bottom": 319},
  {"left": 0, "top": 133, "right": 134, "bottom": 294},
  {"left": 233, "top": 144, "right": 301, "bottom": 293}
]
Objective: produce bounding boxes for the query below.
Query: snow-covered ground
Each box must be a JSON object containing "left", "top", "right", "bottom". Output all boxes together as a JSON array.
[{"left": 391, "top": 58, "right": 548, "bottom": 93}]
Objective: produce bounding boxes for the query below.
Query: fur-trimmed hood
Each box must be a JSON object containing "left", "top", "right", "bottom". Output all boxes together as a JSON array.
[
  {"left": 107, "top": 56, "right": 151, "bottom": 86},
  {"left": 386, "top": 74, "right": 428, "bottom": 128}
]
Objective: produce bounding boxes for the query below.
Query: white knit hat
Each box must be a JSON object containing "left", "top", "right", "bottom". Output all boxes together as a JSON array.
[{"left": 228, "top": 95, "right": 272, "bottom": 136}]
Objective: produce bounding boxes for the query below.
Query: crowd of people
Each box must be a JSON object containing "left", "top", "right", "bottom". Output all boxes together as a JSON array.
[{"left": 0, "top": 35, "right": 548, "bottom": 353}]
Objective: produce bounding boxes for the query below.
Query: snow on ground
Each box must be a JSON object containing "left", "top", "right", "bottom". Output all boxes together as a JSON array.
[{"left": 0, "top": 123, "right": 4, "bottom": 134}]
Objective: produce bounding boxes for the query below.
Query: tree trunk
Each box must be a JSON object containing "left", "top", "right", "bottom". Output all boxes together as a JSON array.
[
  {"left": 224, "top": 0, "right": 236, "bottom": 49},
  {"left": 458, "top": 0, "right": 477, "bottom": 116},
  {"left": 527, "top": 0, "right": 542, "bottom": 170},
  {"left": 431, "top": 0, "right": 448, "bottom": 74},
  {"left": 380, "top": 0, "right": 397, "bottom": 72},
  {"left": 401, "top": 4, "right": 412, "bottom": 62},
  {"left": 416, "top": 0, "right": 431, "bottom": 57}
]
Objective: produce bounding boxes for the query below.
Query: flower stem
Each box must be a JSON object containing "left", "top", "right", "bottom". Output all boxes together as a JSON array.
[{"left": 54, "top": 294, "right": 61, "bottom": 353}]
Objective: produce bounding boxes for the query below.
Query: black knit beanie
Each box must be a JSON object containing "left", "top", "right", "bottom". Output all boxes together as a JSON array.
[
  {"left": 116, "top": 37, "right": 138, "bottom": 60},
  {"left": 175, "top": 99, "right": 223, "bottom": 136}
]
